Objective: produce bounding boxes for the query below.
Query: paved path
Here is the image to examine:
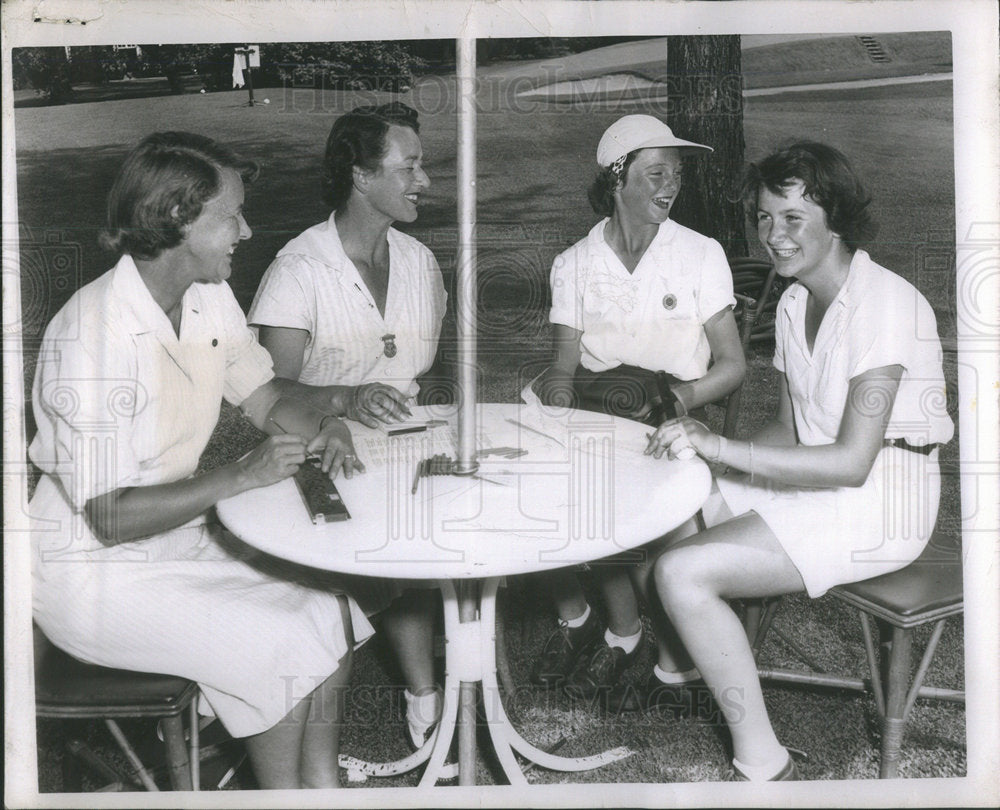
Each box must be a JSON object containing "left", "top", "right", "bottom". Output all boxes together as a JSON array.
[
  {"left": 743, "top": 71, "right": 952, "bottom": 97},
  {"left": 481, "top": 35, "right": 861, "bottom": 84},
  {"left": 514, "top": 70, "right": 952, "bottom": 103},
  {"left": 486, "top": 34, "right": 951, "bottom": 102}
]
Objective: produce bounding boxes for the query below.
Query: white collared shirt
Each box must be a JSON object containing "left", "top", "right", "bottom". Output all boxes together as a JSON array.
[
  {"left": 549, "top": 218, "right": 735, "bottom": 379},
  {"left": 248, "top": 215, "right": 446, "bottom": 397},
  {"left": 29, "top": 254, "right": 274, "bottom": 510},
  {"left": 774, "top": 249, "right": 954, "bottom": 447}
]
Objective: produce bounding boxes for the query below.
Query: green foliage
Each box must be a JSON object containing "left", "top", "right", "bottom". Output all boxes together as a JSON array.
[
  {"left": 262, "top": 41, "right": 425, "bottom": 91},
  {"left": 12, "top": 47, "right": 73, "bottom": 103},
  {"left": 124, "top": 41, "right": 426, "bottom": 93},
  {"left": 12, "top": 42, "right": 427, "bottom": 102}
]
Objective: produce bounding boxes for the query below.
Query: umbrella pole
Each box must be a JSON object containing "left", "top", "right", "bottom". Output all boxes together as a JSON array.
[{"left": 455, "top": 34, "right": 478, "bottom": 475}]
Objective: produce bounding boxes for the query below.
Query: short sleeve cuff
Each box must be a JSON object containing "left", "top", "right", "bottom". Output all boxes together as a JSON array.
[
  {"left": 48, "top": 431, "right": 144, "bottom": 511},
  {"left": 548, "top": 308, "right": 582, "bottom": 331},
  {"left": 247, "top": 260, "right": 313, "bottom": 332},
  {"left": 224, "top": 339, "right": 275, "bottom": 406},
  {"left": 698, "top": 242, "right": 737, "bottom": 322}
]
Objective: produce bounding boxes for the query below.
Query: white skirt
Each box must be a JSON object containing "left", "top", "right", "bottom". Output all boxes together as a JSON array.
[
  {"left": 31, "top": 476, "right": 375, "bottom": 738},
  {"left": 715, "top": 446, "right": 940, "bottom": 597}
]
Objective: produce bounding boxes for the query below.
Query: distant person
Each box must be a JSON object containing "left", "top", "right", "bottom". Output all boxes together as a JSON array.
[
  {"left": 30, "top": 131, "right": 371, "bottom": 789},
  {"left": 527, "top": 114, "right": 745, "bottom": 704},
  {"left": 646, "top": 142, "right": 953, "bottom": 780},
  {"left": 249, "top": 102, "right": 447, "bottom": 750}
]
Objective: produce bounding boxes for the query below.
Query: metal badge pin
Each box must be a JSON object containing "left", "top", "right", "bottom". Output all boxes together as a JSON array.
[
  {"left": 662, "top": 294, "right": 677, "bottom": 310},
  {"left": 381, "top": 334, "right": 397, "bottom": 358}
]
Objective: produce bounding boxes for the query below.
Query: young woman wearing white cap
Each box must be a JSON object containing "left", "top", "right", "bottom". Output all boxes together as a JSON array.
[
  {"left": 528, "top": 114, "right": 746, "bottom": 706},
  {"left": 646, "top": 142, "right": 952, "bottom": 780}
]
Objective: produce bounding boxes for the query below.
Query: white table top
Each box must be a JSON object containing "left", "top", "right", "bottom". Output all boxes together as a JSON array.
[{"left": 217, "top": 403, "right": 711, "bottom": 580}]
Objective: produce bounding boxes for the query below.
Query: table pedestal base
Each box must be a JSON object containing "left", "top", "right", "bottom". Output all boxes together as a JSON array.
[{"left": 342, "top": 577, "right": 633, "bottom": 786}]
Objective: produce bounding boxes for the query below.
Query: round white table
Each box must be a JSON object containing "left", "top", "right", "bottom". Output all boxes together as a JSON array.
[{"left": 217, "top": 403, "right": 711, "bottom": 786}]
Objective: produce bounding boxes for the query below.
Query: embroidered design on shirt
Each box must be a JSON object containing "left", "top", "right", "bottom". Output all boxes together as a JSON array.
[
  {"left": 662, "top": 294, "right": 677, "bottom": 310},
  {"left": 591, "top": 270, "right": 638, "bottom": 313},
  {"left": 381, "top": 334, "right": 397, "bottom": 358}
]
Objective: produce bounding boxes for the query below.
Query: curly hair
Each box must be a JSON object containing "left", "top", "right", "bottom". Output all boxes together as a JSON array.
[
  {"left": 586, "top": 151, "right": 639, "bottom": 218},
  {"left": 321, "top": 102, "right": 420, "bottom": 210},
  {"left": 740, "top": 141, "right": 877, "bottom": 251},
  {"left": 99, "top": 131, "right": 258, "bottom": 260}
]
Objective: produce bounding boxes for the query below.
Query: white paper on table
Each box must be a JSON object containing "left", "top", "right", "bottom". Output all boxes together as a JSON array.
[{"left": 356, "top": 426, "right": 458, "bottom": 470}]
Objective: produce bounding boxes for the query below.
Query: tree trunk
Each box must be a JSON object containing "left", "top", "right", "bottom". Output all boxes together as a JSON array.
[{"left": 666, "top": 36, "right": 747, "bottom": 257}]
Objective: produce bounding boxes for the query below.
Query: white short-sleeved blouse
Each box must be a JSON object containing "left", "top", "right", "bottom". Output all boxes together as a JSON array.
[
  {"left": 773, "top": 249, "right": 954, "bottom": 447},
  {"left": 248, "top": 215, "right": 447, "bottom": 397},
  {"left": 30, "top": 254, "right": 275, "bottom": 519},
  {"left": 548, "top": 218, "right": 735, "bottom": 380},
  {"left": 29, "top": 255, "right": 374, "bottom": 737},
  {"left": 717, "top": 250, "right": 954, "bottom": 597}
]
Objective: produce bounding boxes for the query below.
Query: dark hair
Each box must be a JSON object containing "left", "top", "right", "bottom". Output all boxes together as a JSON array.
[
  {"left": 586, "top": 152, "right": 639, "bottom": 217},
  {"left": 740, "top": 141, "right": 877, "bottom": 250},
  {"left": 99, "top": 131, "right": 258, "bottom": 260},
  {"left": 321, "top": 102, "right": 420, "bottom": 210}
]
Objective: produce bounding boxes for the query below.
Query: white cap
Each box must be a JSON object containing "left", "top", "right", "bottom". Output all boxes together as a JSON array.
[{"left": 596, "top": 115, "right": 712, "bottom": 167}]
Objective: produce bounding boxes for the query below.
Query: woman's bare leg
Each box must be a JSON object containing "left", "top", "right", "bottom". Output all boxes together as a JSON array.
[
  {"left": 244, "top": 595, "right": 355, "bottom": 789},
  {"left": 381, "top": 589, "right": 437, "bottom": 695},
  {"left": 243, "top": 694, "right": 310, "bottom": 789},
  {"left": 299, "top": 596, "right": 354, "bottom": 788},
  {"left": 654, "top": 512, "right": 804, "bottom": 767},
  {"left": 592, "top": 565, "right": 642, "bottom": 637},
  {"left": 625, "top": 517, "right": 700, "bottom": 674},
  {"left": 535, "top": 568, "right": 589, "bottom": 621}
]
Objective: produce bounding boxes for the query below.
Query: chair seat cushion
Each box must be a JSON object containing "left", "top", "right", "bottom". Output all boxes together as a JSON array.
[
  {"left": 36, "top": 639, "right": 196, "bottom": 718},
  {"left": 833, "top": 537, "right": 963, "bottom": 625}
]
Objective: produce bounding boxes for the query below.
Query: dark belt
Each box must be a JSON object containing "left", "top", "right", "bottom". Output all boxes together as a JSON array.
[{"left": 883, "top": 438, "right": 938, "bottom": 455}]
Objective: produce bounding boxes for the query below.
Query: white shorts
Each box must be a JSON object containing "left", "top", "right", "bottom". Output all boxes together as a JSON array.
[{"left": 715, "top": 446, "right": 940, "bottom": 597}]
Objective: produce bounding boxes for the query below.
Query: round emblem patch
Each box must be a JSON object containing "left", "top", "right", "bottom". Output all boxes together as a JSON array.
[
  {"left": 662, "top": 294, "right": 677, "bottom": 310},
  {"left": 381, "top": 334, "right": 398, "bottom": 358}
]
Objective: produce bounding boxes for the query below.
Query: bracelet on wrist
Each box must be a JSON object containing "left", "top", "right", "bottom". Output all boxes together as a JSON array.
[{"left": 707, "top": 435, "right": 728, "bottom": 463}]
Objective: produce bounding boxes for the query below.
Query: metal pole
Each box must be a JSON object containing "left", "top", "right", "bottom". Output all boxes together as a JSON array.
[
  {"left": 457, "top": 580, "right": 479, "bottom": 784},
  {"left": 454, "top": 35, "right": 478, "bottom": 475}
]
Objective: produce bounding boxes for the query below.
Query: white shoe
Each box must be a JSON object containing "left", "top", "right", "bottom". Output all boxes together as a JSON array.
[{"left": 404, "top": 688, "right": 442, "bottom": 750}]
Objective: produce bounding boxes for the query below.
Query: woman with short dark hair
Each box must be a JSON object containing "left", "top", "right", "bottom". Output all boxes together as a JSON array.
[
  {"left": 321, "top": 101, "right": 420, "bottom": 210},
  {"left": 31, "top": 131, "right": 370, "bottom": 788},
  {"left": 647, "top": 141, "right": 953, "bottom": 781},
  {"left": 249, "top": 102, "right": 447, "bottom": 749}
]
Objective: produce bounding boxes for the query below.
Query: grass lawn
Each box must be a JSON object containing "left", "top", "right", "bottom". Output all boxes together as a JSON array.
[{"left": 16, "top": 54, "right": 964, "bottom": 790}]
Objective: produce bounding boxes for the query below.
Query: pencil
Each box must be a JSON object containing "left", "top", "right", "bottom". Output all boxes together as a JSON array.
[
  {"left": 411, "top": 459, "right": 424, "bottom": 495},
  {"left": 388, "top": 424, "right": 429, "bottom": 436}
]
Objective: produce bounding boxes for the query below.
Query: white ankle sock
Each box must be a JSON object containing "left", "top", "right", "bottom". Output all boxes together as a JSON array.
[
  {"left": 732, "top": 748, "right": 790, "bottom": 781},
  {"left": 564, "top": 604, "right": 591, "bottom": 629},
  {"left": 653, "top": 663, "right": 701, "bottom": 684},
  {"left": 404, "top": 689, "right": 441, "bottom": 747},
  {"left": 605, "top": 626, "right": 642, "bottom": 655}
]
